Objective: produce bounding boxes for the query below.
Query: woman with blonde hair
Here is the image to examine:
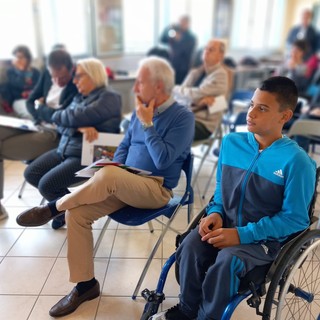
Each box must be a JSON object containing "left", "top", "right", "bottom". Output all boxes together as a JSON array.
[{"left": 24, "top": 57, "right": 122, "bottom": 229}]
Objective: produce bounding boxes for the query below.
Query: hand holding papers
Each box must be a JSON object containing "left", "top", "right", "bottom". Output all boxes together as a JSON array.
[
  {"left": 79, "top": 132, "right": 151, "bottom": 177},
  {"left": 81, "top": 132, "right": 125, "bottom": 166},
  {"left": 76, "top": 159, "right": 152, "bottom": 178}
]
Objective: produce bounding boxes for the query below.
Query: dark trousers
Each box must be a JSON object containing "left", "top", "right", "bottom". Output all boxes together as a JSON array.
[
  {"left": 194, "top": 121, "right": 211, "bottom": 141},
  {"left": 176, "top": 227, "right": 280, "bottom": 319},
  {"left": 24, "top": 149, "right": 86, "bottom": 201}
]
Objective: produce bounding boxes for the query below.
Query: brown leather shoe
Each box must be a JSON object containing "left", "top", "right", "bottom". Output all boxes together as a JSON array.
[
  {"left": 16, "top": 205, "right": 64, "bottom": 227},
  {"left": 49, "top": 281, "right": 100, "bottom": 317}
]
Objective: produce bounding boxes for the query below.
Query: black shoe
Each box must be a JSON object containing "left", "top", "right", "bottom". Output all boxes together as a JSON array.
[
  {"left": 149, "top": 304, "right": 192, "bottom": 320},
  {"left": 51, "top": 214, "right": 66, "bottom": 230},
  {"left": 49, "top": 281, "right": 100, "bottom": 317},
  {"left": 16, "top": 205, "right": 64, "bottom": 227}
]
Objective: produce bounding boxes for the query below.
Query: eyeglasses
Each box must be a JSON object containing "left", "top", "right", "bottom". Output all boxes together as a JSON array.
[{"left": 74, "top": 73, "right": 87, "bottom": 80}]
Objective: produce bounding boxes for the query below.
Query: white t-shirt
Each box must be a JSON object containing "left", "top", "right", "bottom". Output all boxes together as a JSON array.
[{"left": 46, "top": 82, "right": 65, "bottom": 109}]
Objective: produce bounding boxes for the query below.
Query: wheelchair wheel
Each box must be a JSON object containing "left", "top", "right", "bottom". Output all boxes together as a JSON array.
[{"left": 263, "top": 229, "right": 320, "bottom": 320}]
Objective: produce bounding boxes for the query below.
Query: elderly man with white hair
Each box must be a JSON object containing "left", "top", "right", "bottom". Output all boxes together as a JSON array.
[
  {"left": 16, "top": 56, "right": 195, "bottom": 317},
  {"left": 173, "top": 39, "right": 229, "bottom": 141}
]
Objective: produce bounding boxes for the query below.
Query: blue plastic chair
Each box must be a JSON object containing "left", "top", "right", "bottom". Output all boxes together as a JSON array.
[
  {"left": 223, "top": 90, "right": 254, "bottom": 132},
  {"left": 93, "top": 153, "right": 194, "bottom": 299}
]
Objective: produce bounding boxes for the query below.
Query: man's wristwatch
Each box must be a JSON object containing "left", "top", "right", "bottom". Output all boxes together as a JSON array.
[{"left": 141, "top": 121, "right": 154, "bottom": 130}]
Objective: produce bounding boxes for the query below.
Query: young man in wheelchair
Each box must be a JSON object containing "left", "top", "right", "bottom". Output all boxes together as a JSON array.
[{"left": 151, "top": 76, "right": 316, "bottom": 320}]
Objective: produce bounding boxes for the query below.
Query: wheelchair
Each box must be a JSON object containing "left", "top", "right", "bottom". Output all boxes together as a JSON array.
[{"left": 140, "top": 168, "right": 320, "bottom": 320}]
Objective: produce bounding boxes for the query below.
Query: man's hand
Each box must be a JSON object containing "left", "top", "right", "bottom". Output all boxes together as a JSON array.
[
  {"left": 135, "top": 97, "right": 155, "bottom": 125},
  {"left": 78, "top": 127, "right": 99, "bottom": 143},
  {"left": 197, "top": 96, "right": 215, "bottom": 107},
  {"left": 201, "top": 228, "right": 240, "bottom": 249},
  {"left": 310, "top": 107, "right": 320, "bottom": 117},
  {"left": 199, "top": 213, "right": 223, "bottom": 237}
]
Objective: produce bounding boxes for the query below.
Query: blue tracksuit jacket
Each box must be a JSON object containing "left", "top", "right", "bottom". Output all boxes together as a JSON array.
[{"left": 207, "top": 132, "right": 316, "bottom": 244}]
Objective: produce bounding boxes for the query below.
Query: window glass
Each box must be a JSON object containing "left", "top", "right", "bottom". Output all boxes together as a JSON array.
[
  {"left": 38, "top": 0, "right": 90, "bottom": 56},
  {"left": 158, "top": 0, "right": 214, "bottom": 48},
  {"left": 230, "top": 0, "right": 287, "bottom": 51},
  {"left": 0, "top": 0, "right": 37, "bottom": 59},
  {"left": 94, "top": 0, "right": 123, "bottom": 55},
  {"left": 122, "top": 0, "right": 155, "bottom": 54}
]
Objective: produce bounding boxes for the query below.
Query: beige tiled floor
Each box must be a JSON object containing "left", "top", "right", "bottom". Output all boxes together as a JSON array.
[{"left": 0, "top": 148, "right": 319, "bottom": 320}]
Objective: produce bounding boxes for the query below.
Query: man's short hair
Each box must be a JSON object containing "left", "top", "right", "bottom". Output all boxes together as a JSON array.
[
  {"left": 12, "top": 45, "right": 32, "bottom": 65},
  {"left": 259, "top": 76, "right": 298, "bottom": 112},
  {"left": 77, "top": 58, "right": 107, "bottom": 88},
  {"left": 138, "top": 56, "right": 175, "bottom": 95},
  {"left": 48, "top": 49, "right": 73, "bottom": 72}
]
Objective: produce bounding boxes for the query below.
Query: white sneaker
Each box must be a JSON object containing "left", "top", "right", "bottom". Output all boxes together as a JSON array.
[
  {"left": 0, "top": 204, "right": 8, "bottom": 220},
  {"left": 149, "top": 305, "right": 192, "bottom": 320},
  {"left": 149, "top": 310, "right": 167, "bottom": 320}
]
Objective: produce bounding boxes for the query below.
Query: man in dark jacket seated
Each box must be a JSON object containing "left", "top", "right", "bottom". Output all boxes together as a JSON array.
[{"left": 0, "top": 49, "right": 77, "bottom": 220}]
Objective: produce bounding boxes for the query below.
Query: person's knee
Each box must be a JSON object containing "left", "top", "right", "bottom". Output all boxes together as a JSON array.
[
  {"left": 94, "top": 165, "right": 120, "bottom": 183},
  {"left": 66, "top": 207, "right": 93, "bottom": 228},
  {"left": 24, "top": 164, "right": 39, "bottom": 186},
  {"left": 176, "top": 228, "right": 204, "bottom": 263},
  {"left": 215, "top": 247, "right": 240, "bottom": 268}
]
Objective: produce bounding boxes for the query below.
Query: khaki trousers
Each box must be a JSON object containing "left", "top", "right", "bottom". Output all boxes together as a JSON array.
[{"left": 56, "top": 165, "right": 172, "bottom": 283}]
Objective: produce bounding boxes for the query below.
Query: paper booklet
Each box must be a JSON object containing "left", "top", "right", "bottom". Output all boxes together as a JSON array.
[
  {"left": 81, "top": 132, "right": 125, "bottom": 166},
  {"left": 0, "top": 115, "right": 39, "bottom": 132},
  {"left": 208, "top": 95, "right": 228, "bottom": 114},
  {"left": 75, "top": 159, "right": 152, "bottom": 178}
]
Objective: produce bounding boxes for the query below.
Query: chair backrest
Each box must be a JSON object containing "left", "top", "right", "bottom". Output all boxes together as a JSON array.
[
  {"left": 286, "top": 119, "right": 320, "bottom": 140},
  {"left": 228, "top": 90, "right": 254, "bottom": 114},
  {"left": 222, "top": 65, "right": 235, "bottom": 100}
]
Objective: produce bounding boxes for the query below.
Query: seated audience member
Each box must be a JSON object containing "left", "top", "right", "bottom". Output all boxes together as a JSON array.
[
  {"left": 173, "top": 39, "right": 228, "bottom": 141},
  {"left": 286, "top": 8, "right": 318, "bottom": 61},
  {"left": 27, "top": 49, "right": 77, "bottom": 125},
  {"left": 150, "top": 76, "right": 316, "bottom": 320},
  {"left": 0, "top": 45, "right": 40, "bottom": 117},
  {"left": 275, "top": 40, "right": 310, "bottom": 95},
  {"left": 23, "top": 57, "right": 122, "bottom": 229},
  {"left": 16, "top": 56, "right": 195, "bottom": 316},
  {"left": 0, "top": 49, "right": 77, "bottom": 220}
]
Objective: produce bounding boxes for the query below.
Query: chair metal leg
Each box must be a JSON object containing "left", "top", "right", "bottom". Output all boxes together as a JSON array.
[
  {"left": 93, "top": 216, "right": 112, "bottom": 257},
  {"left": 202, "top": 160, "right": 218, "bottom": 199},
  {"left": 132, "top": 204, "right": 182, "bottom": 299},
  {"left": 18, "top": 180, "right": 28, "bottom": 198},
  {"left": 192, "top": 143, "right": 211, "bottom": 188},
  {"left": 147, "top": 221, "right": 154, "bottom": 233},
  {"left": 192, "top": 124, "right": 223, "bottom": 188}
]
